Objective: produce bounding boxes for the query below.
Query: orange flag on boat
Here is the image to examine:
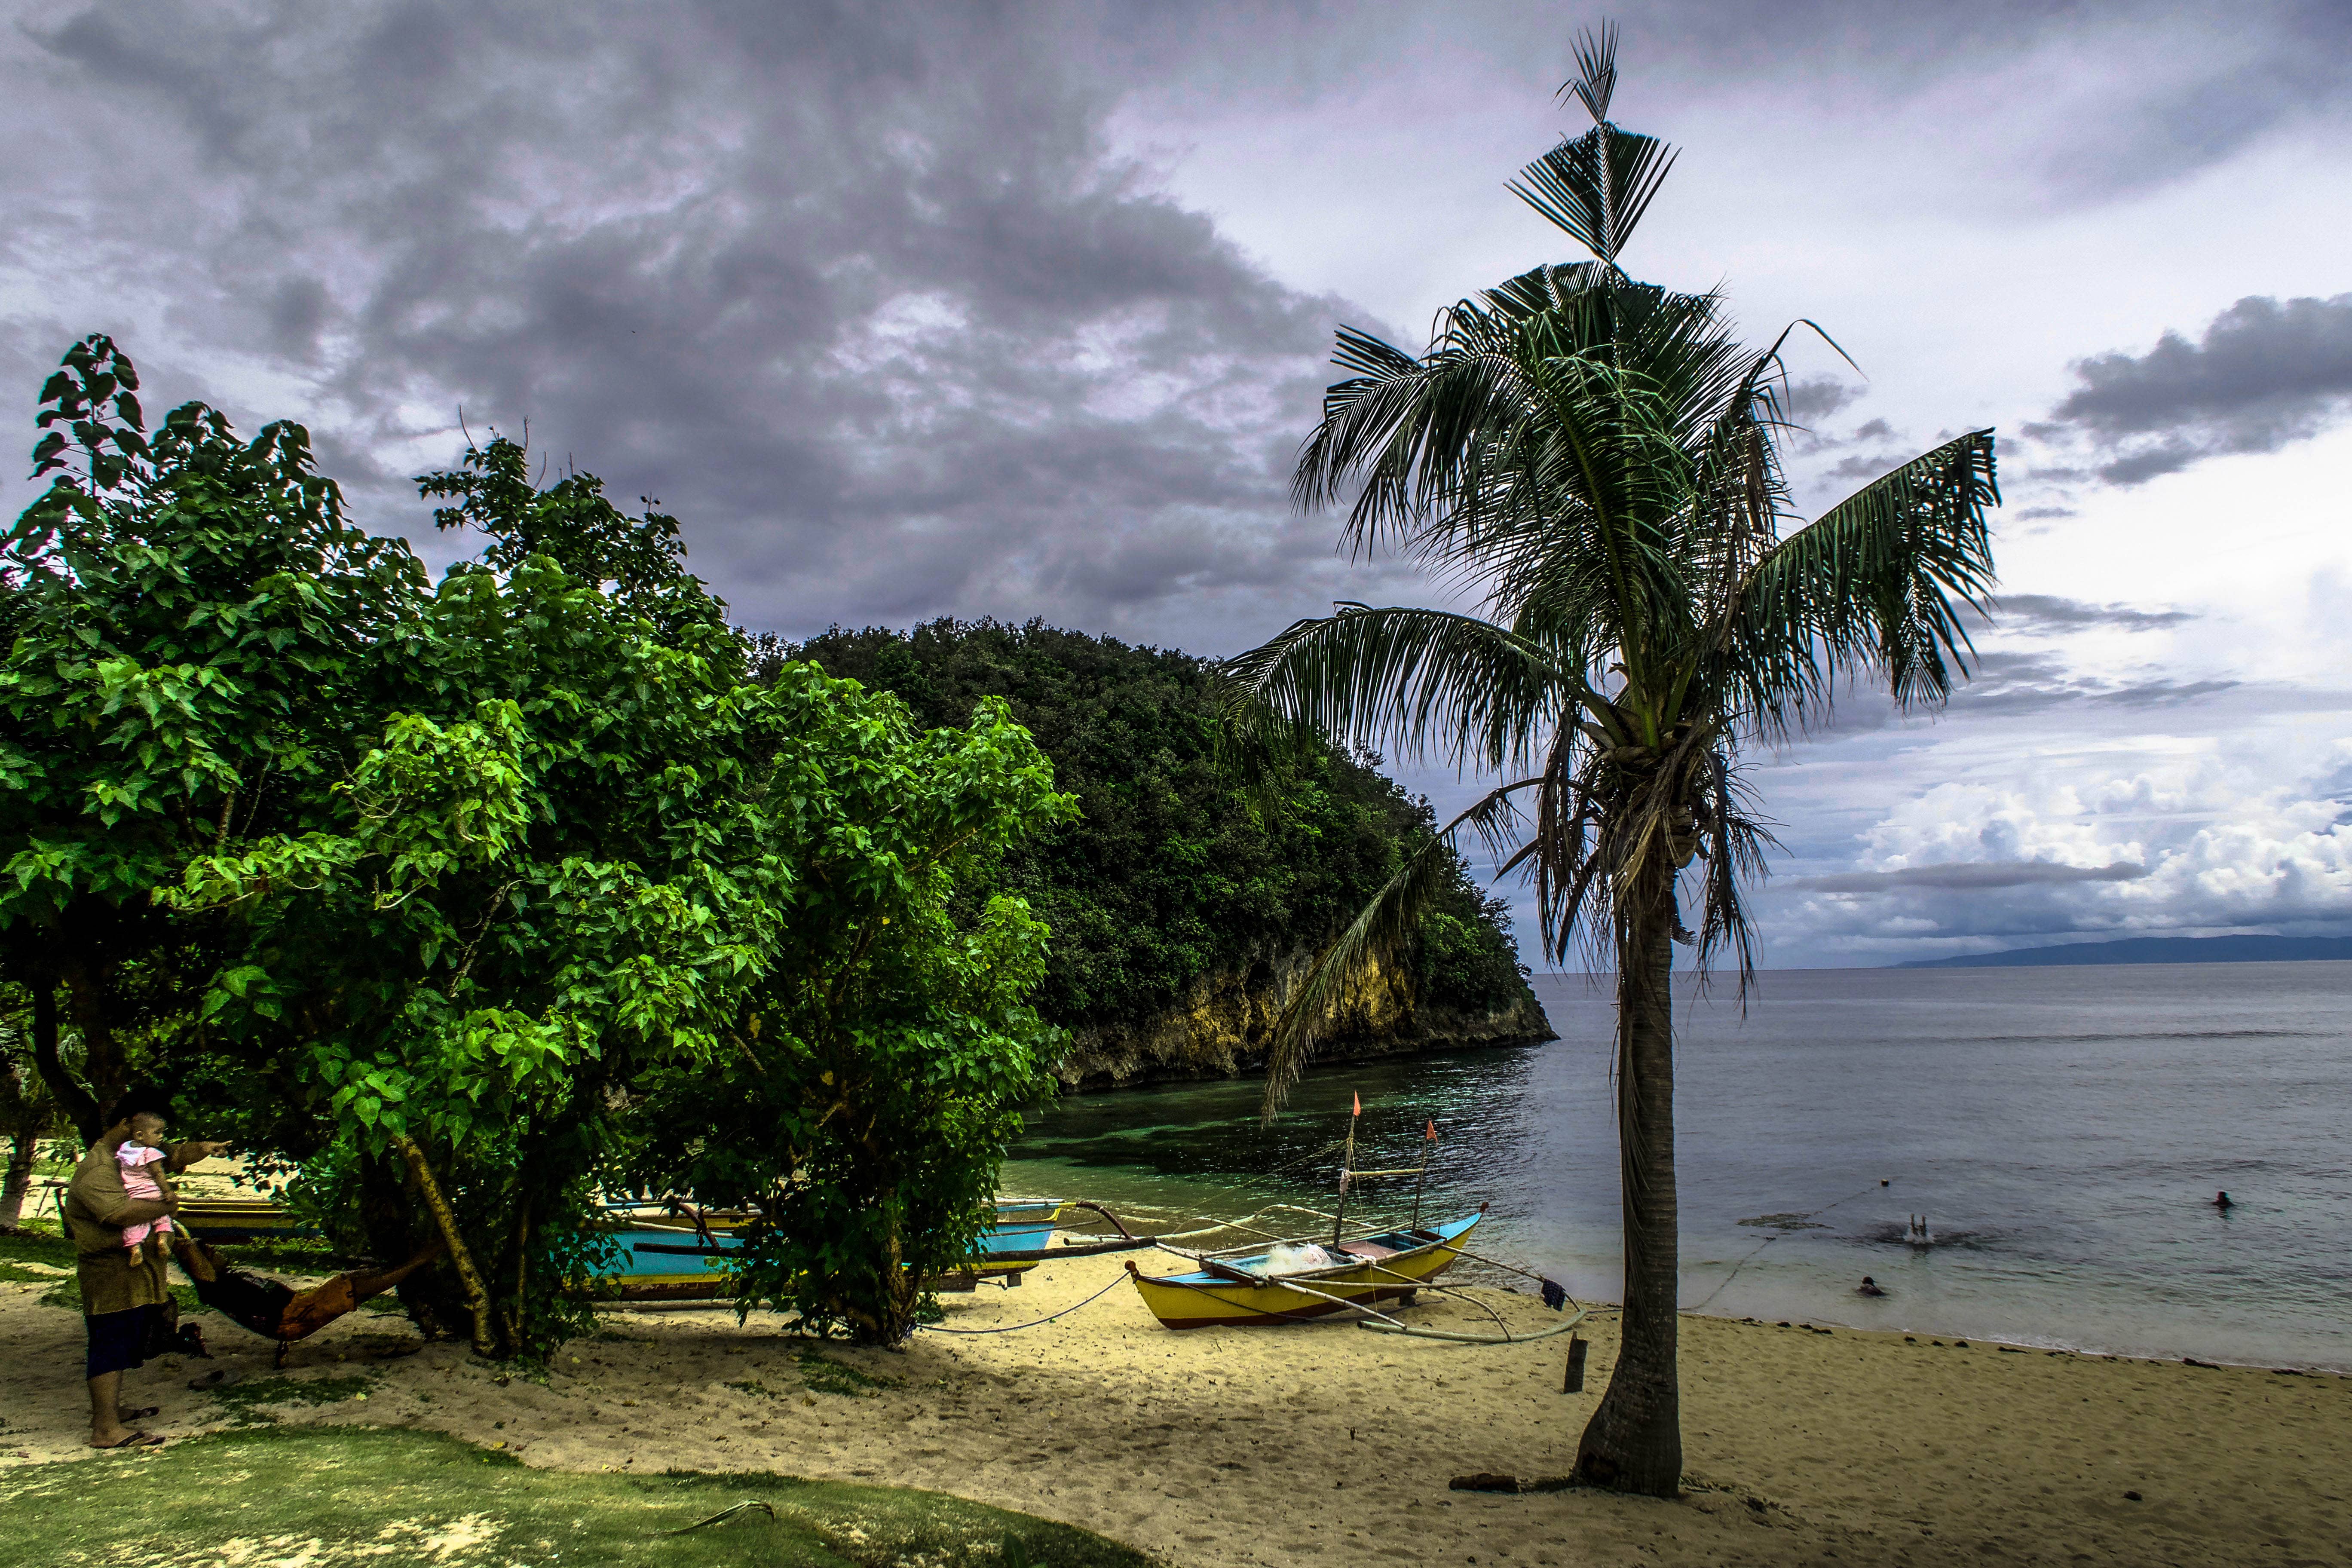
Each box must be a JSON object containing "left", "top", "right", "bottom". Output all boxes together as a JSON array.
[
  {"left": 1425, "top": 1119, "right": 1437, "bottom": 1141},
  {"left": 1352, "top": 1091, "right": 1361, "bottom": 1117}
]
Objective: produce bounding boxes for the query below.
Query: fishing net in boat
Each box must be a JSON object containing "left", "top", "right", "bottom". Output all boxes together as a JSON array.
[{"left": 1259, "top": 1242, "right": 1341, "bottom": 1275}]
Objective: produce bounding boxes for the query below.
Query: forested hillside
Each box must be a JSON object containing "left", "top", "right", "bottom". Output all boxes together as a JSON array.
[{"left": 789, "top": 619, "right": 1553, "bottom": 1085}]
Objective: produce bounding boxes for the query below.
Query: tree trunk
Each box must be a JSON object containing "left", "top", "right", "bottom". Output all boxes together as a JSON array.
[
  {"left": 1573, "top": 875, "right": 1683, "bottom": 1495},
  {"left": 0, "top": 1048, "right": 39, "bottom": 1229},
  {"left": 395, "top": 1135, "right": 499, "bottom": 1358},
  {"left": 0, "top": 1127, "right": 37, "bottom": 1230},
  {"left": 499, "top": 1197, "right": 532, "bottom": 1357},
  {"left": 61, "top": 962, "right": 126, "bottom": 1124},
  {"left": 29, "top": 983, "right": 103, "bottom": 1146},
  {"left": 359, "top": 1149, "right": 466, "bottom": 1340}
]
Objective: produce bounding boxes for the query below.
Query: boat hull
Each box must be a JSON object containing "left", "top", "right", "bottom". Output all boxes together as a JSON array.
[
  {"left": 1128, "top": 1213, "right": 1481, "bottom": 1329},
  {"left": 601, "top": 1222, "right": 1041, "bottom": 1302},
  {"left": 175, "top": 1199, "right": 313, "bottom": 1244},
  {"left": 983, "top": 1200, "right": 1069, "bottom": 1256},
  {"left": 600, "top": 1225, "right": 744, "bottom": 1299}
]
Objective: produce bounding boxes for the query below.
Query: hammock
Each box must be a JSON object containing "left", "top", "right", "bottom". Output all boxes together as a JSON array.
[{"left": 175, "top": 1236, "right": 444, "bottom": 1348}]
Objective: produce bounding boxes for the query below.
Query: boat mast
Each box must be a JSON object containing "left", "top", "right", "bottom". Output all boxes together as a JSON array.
[
  {"left": 1411, "top": 1119, "right": 1436, "bottom": 1229},
  {"left": 1332, "top": 1092, "right": 1360, "bottom": 1246}
]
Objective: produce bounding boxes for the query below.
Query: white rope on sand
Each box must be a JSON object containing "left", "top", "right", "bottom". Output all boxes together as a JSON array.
[{"left": 914, "top": 1273, "right": 1130, "bottom": 1336}]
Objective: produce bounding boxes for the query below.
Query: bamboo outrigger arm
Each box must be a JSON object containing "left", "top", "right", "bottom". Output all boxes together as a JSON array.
[
  {"left": 1148, "top": 1247, "right": 1588, "bottom": 1346},
  {"left": 1356, "top": 1305, "right": 1589, "bottom": 1344},
  {"left": 1257, "top": 1270, "right": 1585, "bottom": 1345}
]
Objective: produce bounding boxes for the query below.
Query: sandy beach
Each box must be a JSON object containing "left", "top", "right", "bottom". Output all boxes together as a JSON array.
[{"left": 4, "top": 1251, "right": 2346, "bottom": 1568}]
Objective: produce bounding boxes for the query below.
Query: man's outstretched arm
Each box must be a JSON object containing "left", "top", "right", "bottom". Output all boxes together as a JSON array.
[{"left": 165, "top": 1140, "right": 230, "bottom": 1173}]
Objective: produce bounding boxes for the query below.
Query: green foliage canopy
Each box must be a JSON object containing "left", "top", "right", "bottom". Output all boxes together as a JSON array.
[
  {"left": 0, "top": 334, "right": 424, "bottom": 1139},
  {"left": 790, "top": 619, "right": 1537, "bottom": 1042}
]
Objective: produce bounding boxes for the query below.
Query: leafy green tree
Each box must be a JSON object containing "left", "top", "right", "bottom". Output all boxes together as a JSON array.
[
  {"left": 418, "top": 432, "right": 726, "bottom": 642},
  {"left": 0, "top": 334, "right": 424, "bottom": 1139},
  {"left": 169, "top": 594, "right": 1071, "bottom": 1351},
  {"left": 1228, "top": 30, "right": 1998, "bottom": 1494},
  {"left": 613, "top": 671, "right": 1073, "bottom": 1342},
  {"left": 6, "top": 337, "right": 1075, "bottom": 1357}
]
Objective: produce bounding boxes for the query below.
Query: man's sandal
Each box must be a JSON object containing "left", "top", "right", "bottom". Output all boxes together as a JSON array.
[
  {"left": 118, "top": 1406, "right": 160, "bottom": 1421},
  {"left": 92, "top": 1432, "right": 165, "bottom": 1450}
]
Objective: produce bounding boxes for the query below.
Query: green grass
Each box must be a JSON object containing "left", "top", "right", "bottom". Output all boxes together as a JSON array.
[
  {"left": 0, "top": 1425, "right": 1151, "bottom": 1568},
  {"left": 0, "top": 1229, "right": 74, "bottom": 1268}
]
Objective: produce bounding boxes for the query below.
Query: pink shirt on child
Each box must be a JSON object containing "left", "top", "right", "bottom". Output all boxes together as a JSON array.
[{"left": 117, "top": 1143, "right": 174, "bottom": 1251}]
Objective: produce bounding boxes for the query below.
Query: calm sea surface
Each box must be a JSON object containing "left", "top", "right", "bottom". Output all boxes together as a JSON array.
[{"left": 1004, "top": 962, "right": 2352, "bottom": 1370}]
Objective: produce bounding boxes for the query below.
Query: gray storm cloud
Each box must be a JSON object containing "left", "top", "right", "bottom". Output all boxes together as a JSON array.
[
  {"left": 3, "top": 0, "right": 1408, "bottom": 651},
  {"left": 1982, "top": 595, "right": 2194, "bottom": 634},
  {"left": 9, "top": 1, "right": 2352, "bottom": 965},
  {"left": 2034, "top": 294, "right": 2352, "bottom": 485}
]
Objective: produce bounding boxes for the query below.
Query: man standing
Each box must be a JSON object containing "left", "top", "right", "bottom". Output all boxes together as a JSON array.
[{"left": 63, "top": 1087, "right": 227, "bottom": 1449}]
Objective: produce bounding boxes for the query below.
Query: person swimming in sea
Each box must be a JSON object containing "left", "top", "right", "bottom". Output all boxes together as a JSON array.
[
  {"left": 1857, "top": 1276, "right": 1887, "bottom": 1297},
  {"left": 2214, "top": 1190, "right": 2234, "bottom": 1210}
]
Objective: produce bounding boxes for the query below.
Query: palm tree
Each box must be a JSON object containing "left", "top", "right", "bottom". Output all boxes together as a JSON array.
[{"left": 1226, "top": 27, "right": 1999, "bottom": 1496}]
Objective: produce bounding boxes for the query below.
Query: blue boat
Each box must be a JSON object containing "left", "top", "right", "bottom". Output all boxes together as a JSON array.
[
  {"left": 607, "top": 1223, "right": 745, "bottom": 1299},
  {"left": 984, "top": 1199, "right": 1069, "bottom": 1255},
  {"left": 594, "top": 1199, "right": 1096, "bottom": 1299}
]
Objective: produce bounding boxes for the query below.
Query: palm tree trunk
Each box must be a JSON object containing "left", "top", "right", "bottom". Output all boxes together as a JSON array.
[{"left": 1573, "top": 875, "right": 1682, "bottom": 1495}]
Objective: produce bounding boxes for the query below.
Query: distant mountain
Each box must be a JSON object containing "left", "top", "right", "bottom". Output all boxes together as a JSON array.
[{"left": 1896, "top": 935, "right": 2352, "bottom": 969}]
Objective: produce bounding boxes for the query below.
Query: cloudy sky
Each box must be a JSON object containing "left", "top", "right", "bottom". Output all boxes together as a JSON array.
[{"left": 5, "top": 0, "right": 2350, "bottom": 967}]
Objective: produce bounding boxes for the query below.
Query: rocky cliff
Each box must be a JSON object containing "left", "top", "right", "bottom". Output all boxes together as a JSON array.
[{"left": 1053, "top": 943, "right": 1556, "bottom": 1090}]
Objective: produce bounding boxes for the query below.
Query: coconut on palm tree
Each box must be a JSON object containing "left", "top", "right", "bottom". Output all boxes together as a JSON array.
[{"left": 1226, "top": 27, "right": 1999, "bottom": 1496}]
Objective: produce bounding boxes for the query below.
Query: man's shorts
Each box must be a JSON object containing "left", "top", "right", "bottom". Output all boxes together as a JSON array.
[{"left": 84, "top": 1305, "right": 159, "bottom": 1378}]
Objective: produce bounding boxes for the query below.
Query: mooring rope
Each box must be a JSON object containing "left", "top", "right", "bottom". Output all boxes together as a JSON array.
[
  {"left": 913, "top": 1272, "right": 1130, "bottom": 1335},
  {"left": 1683, "top": 1179, "right": 1890, "bottom": 1313}
]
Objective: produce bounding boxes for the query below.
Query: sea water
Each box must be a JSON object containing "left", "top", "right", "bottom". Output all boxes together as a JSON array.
[{"left": 1004, "top": 961, "right": 2352, "bottom": 1370}]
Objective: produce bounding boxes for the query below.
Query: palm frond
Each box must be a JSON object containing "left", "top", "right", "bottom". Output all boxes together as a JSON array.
[
  {"left": 1258, "top": 779, "right": 1542, "bottom": 1119},
  {"left": 1688, "top": 747, "right": 1779, "bottom": 992},
  {"left": 1478, "top": 261, "right": 1613, "bottom": 322},
  {"left": 1562, "top": 21, "right": 1620, "bottom": 124},
  {"left": 1507, "top": 124, "right": 1678, "bottom": 268},
  {"left": 1221, "top": 604, "right": 1583, "bottom": 774},
  {"left": 1717, "top": 428, "right": 1999, "bottom": 735},
  {"left": 1292, "top": 325, "right": 1545, "bottom": 559}
]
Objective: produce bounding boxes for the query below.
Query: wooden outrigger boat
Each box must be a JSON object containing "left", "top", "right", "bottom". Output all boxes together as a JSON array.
[
  {"left": 598, "top": 1202, "right": 1059, "bottom": 1302},
  {"left": 984, "top": 1199, "right": 1071, "bottom": 1254},
  {"left": 1125, "top": 1098, "right": 1585, "bottom": 1342},
  {"left": 608, "top": 1221, "right": 746, "bottom": 1300},
  {"left": 1126, "top": 1210, "right": 1482, "bottom": 1328},
  {"left": 174, "top": 1197, "right": 315, "bottom": 1244}
]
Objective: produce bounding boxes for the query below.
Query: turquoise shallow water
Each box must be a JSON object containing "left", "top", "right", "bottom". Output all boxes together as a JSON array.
[{"left": 1004, "top": 962, "right": 2352, "bottom": 1370}]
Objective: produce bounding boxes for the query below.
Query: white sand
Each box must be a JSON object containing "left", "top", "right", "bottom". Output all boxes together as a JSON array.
[{"left": 5, "top": 1253, "right": 2347, "bottom": 1566}]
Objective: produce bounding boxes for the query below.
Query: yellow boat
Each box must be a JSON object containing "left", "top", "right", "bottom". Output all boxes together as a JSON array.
[{"left": 1125, "top": 1211, "right": 1481, "bottom": 1329}]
